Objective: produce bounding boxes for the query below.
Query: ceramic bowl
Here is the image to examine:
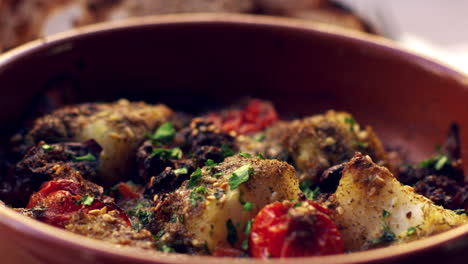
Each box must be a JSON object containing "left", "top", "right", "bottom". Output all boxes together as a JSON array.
[{"left": 0, "top": 13, "right": 467, "bottom": 264}]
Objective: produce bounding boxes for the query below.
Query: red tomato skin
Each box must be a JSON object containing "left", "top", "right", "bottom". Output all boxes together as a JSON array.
[
  {"left": 117, "top": 182, "right": 142, "bottom": 199},
  {"left": 249, "top": 201, "right": 344, "bottom": 258},
  {"left": 206, "top": 99, "right": 278, "bottom": 135},
  {"left": 27, "top": 180, "right": 131, "bottom": 227},
  {"left": 26, "top": 180, "right": 81, "bottom": 208}
]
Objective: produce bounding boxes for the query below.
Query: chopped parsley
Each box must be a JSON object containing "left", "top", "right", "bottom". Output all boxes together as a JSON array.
[
  {"left": 254, "top": 132, "right": 266, "bottom": 142},
  {"left": 189, "top": 186, "right": 206, "bottom": 206},
  {"left": 173, "top": 167, "right": 188, "bottom": 175},
  {"left": 299, "top": 180, "right": 321, "bottom": 200},
  {"left": 344, "top": 117, "right": 356, "bottom": 132},
  {"left": 147, "top": 122, "right": 176, "bottom": 145},
  {"left": 255, "top": 152, "right": 265, "bottom": 159},
  {"left": 229, "top": 165, "right": 254, "bottom": 190},
  {"left": 243, "top": 201, "right": 253, "bottom": 211},
  {"left": 434, "top": 155, "right": 448, "bottom": 170},
  {"left": 128, "top": 201, "right": 153, "bottom": 231},
  {"left": 241, "top": 219, "right": 253, "bottom": 251},
  {"left": 370, "top": 213, "right": 397, "bottom": 245},
  {"left": 170, "top": 214, "right": 177, "bottom": 223},
  {"left": 153, "top": 229, "right": 166, "bottom": 240},
  {"left": 158, "top": 244, "right": 175, "bottom": 253},
  {"left": 221, "top": 144, "right": 235, "bottom": 159},
  {"left": 204, "top": 159, "right": 218, "bottom": 173},
  {"left": 41, "top": 144, "right": 55, "bottom": 152},
  {"left": 407, "top": 226, "right": 417, "bottom": 236},
  {"left": 371, "top": 222, "right": 396, "bottom": 245},
  {"left": 186, "top": 168, "right": 203, "bottom": 189},
  {"left": 355, "top": 141, "right": 368, "bottom": 148},
  {"left": 76, "top": 195, "right": 94, "bottom": 206},
  {"left": 212, "top": 172, "right": 223, "bottom": 178},
  {"left": 178, "top": 214, "right": 185, "bottom": 224},
  {"left": 239, "top": 152, "right": 252, "bottom": 158},
  {"left": 418, "top": 154, "right": 449, "bottom": 170},
  {"left": 73, "top": 153, "right": 96, "bottom": 162},
  {"left": 151, "top": 147, "right": 182, "bottom": 160},
  {"left": 226, "top": 219, "right": 238, "bottom": 246},
  {"left": 135, "top": 210, "right": 152, "bottom": 225},
  {"left": 204, "top": 159, "right": 217, "bottom": 167},
  {"left": 382, "top": 210, "right": 391, "bottom": 218}
]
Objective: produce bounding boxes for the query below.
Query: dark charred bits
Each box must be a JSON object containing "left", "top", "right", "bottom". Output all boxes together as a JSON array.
[
  {"left": 396, "top": 123, "right": 467, "bottom": 210},
  {"left": 0, "top": 140, "right": 102, "bottom": 207},
  {"left": 138, "top": 118, "right": 237, "bottom": 197},
  {"left": 318, "top": 162, "right": 346, "bottom": 193}
]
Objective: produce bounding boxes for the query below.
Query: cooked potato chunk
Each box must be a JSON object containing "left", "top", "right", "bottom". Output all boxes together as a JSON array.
[
  {"left": 238, "top": 110, "right": 390, "bottom": 183},
  {"left": 155, "top": 155, "right": 300, "bottom": 252},
  {"left": 329, "top": 153, "right": 468, "bottom": 251},
  {"left": 21, "top": 99, "right": 172, "bottom": 185}
]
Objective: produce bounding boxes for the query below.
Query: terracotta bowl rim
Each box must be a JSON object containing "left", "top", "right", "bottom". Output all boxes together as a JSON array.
[{"left": 0, "top": 13, "right": 467, "bottom": 264}]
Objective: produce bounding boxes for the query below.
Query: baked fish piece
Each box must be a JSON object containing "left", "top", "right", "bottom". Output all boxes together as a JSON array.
[
  {"left": 238, "top": 110, "right": 390, "bottom": 183},
  {"left": 16, "top": 99, "right": 172, "bottom": 185},
  {"left": 153, "top": 155, "right": 300, "bottom": 252},
  {"left": 328, "top": 153, "right": 468, "bottom": 251}
]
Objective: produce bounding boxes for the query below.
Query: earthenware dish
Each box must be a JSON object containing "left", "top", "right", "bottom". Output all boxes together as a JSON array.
[{"left": 0, "top": 13, "right": 467, "bottom": 264}]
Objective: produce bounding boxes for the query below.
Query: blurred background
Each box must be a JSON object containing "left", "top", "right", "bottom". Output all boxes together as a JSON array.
[{"left": 1, "top": 0, "right": 467, "bottom": 73}]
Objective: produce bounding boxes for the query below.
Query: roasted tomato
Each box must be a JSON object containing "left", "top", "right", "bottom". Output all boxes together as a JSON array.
[
  {"left": 207, "top": 99, "right": 278, "bottom": 135},
  {"left": 27, "top": 180, "right": 130, "bottom": 227},
  {"left": 249, "top": 200, "right": 344, "bottom": 258}
]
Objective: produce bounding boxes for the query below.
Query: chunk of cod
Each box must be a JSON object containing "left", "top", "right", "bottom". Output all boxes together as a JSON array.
[
  {"left": 21, "top": 99, "right": 172, "bottom": 185},
  {"left": 238, "top": 110, "right": 391, "bottom": 182},
  {"left": 329, "top": 153, "right": 468, "bottom": 251},
  {"left": 156, "top": 155, "right": 300, "bottom": 252}
]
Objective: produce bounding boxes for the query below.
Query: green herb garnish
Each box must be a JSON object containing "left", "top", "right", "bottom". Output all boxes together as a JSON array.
[
  {"left": 239, "top": 152, "right": 252, "bottom": 158},
  {"left": 178, "top": 214, "right": 185, "bottom": 223},
  {"left": 204, "top": 159, "right": 218, "bottom": 173},
  {"left": 159, "top": 244, "right": 175, "bottom": 253},
  {"left": 173, "top": 167, "right": 188, "bottom": 175},
  {"left": 344, "top": 117, "right": 356, "bottom": 132},
  {"left": 186, "top": 168, "right": 202, "bottom": 189},
  {"left": 212, "top": 172, "right": 223, "bottom": 178},
  {"left": 41, "top": 144, "right": 55, "bottom": 152},
  {"left": 76, "top": 195, "right": 94, "bottom": 206},
  {"left": 370, "top": 213, "right": 397, "bottom": 245},
  {"left": 204, "top": 159, "right": 217, "bottom": 167},
  {"left": 434, "top": 155, "right": 448, "bottom": 170},
  {"left": 229, "top": 165, "right": 253, "bottom": 190},
  {"left": 151, "top": 147, "right": 182, "bottom": 160},
  {"left": 371, "top": 223, "right": 397, "bottom": 245},
  {"left": 355, "top": 141, "right": 368, "bottom": 148},
  {"left": 73, "top": 153, "right": 96, "bottom": 162},
  {"left": 241, "top": 219, "right": 253, "bottom": 251},
  {"left": 226, "top": 219, "right": 238, "bottom": 246},
  {"left": 407, "top": 226, "right": 417, "bottom": 236},
  {"left": 254, "top": 132, "right": 266, "bottom": 142},
  {"left": 299, "top": 180, "right": 321, "bottom": 200},
  {"left": 243, "top": 202, "right": 253, "bottom": 211},
  {"left": 135, "top": 210, "right": 152, "bottom": 225},
  {"left": 221, "top": 144, "right": 235, "bottom": 159},
  {"left": 255, "top": 152, "right": 265, "bottom": 159},
  {"left": 154, "top": 229, "right": 166, "bottom": 240},
  {"left": 189, "top": 186, "right": 207, "bottom": 206},
  {"left": 418, "top": 154, "right": 449, "bottom": 170},
  {"left": 147, "top": 122, "right": 176, "bottom": 145},
  {"left": 170, "top": 214, "right": 177, "bottom": 223},
  {"left": 383, "top": 210, "right": 391, "bottom": 218}
]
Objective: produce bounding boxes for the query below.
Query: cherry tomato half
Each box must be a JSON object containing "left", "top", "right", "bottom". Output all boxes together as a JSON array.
[{"left": 249, "top": 200, "right": 344, "bottom": 258}]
